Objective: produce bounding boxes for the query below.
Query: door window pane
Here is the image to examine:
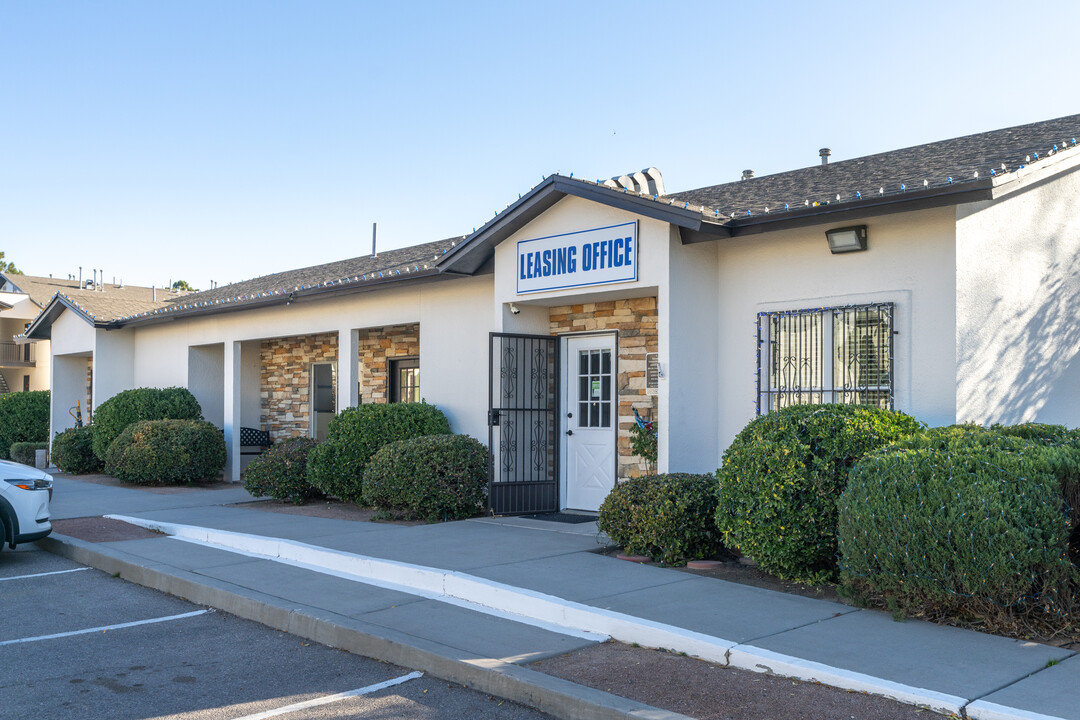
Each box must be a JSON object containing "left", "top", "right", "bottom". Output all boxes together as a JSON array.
[{"left": 576, "top": 348, "right": 613, "bottom": 428}]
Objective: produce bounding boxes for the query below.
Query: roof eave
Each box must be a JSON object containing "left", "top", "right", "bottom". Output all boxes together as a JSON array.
[
  {"left": 679, "top": 180, "right": 996, "bottom": 242},
  {"left": 438, "top": 175, "right": 719, "bottom": 275},
  {"left": 24, "top": 294, "right": 102, "bottom": 340},
  {"left": 113, "top": 269, "right": 447, "bottom": 329}
]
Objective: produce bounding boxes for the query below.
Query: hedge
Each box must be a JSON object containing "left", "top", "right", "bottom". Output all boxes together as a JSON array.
[
  {"left": 838, "top": 425, "right": 1079, "bottom": 624},
  {"left": 715, "top": 404, "right": 923, "bottom": 583},
  {"left": 0, "top": 390, "right": 49, "bottom": 460},
  {"left": 10, "top": 441, "right": 48, "bottom": 466},
  {"left": 307, "top": 402, "right": 452, "bottom": 503},
  {"left": 104, "top": 419, "right": 225, "bottom": 485},
  {"left": 92, "top": 387, "right": 203, "bottom": 460},
  {"left": 244, "top": 438, "right": 323, "bottom": 505},
  {"left": 51, "top": 426, "right": 104, "bottom": 474},
  {"left": 362, "top": 434, "right": 488, "bottom": 522},
  {"left": 598, "top": 473, "right": 722, "bottom": 566}
]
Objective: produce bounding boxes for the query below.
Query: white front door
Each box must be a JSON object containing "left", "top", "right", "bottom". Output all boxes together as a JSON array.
[{"left": 562, "top": 334, "right": 617, "bottom": 511}]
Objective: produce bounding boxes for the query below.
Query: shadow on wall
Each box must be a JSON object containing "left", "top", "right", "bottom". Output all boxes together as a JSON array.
[{"left": 956, "top": 195, "right": 1080, "bottom": 425}]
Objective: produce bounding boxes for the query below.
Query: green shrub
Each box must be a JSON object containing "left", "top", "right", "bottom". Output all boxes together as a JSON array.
[
  {"left": 838, "top": 426, "right": 1079, "bottom": 624},
  {"left": 715, "top": 404, "right": 923, "bottom": 583},
  {"left": 10, "top": 441, "right": 48, "bottom": 466},
  {"left": 362, "top": 434, "right": 487, "bottom": 521},
  {"left": 104, "top": 419, "right": 225, "bottom": 485},
  {"left": 598, "top": 473, "right": 722, "bottom": 566},
  {"left": 92, "top": 387, "right": 203, "bottom": 460},
  {"left": 307, "top": 402, "right": 452, "bottom": 503},
  {"left": 51, "top": 426, "right": 104, "bottom": 474},
  {"left": 244, "top": 438, "right": 323, "bottom": 505},
  {"left": 0, "top": 390, "right": 49, "bottom": 459}
]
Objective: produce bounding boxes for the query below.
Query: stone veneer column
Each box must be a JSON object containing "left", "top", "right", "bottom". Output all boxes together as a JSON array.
[{"left": 260, "top": 333, "right": 338, "bottom": 442}]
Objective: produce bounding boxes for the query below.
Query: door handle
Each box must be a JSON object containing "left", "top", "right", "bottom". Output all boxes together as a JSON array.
[{"left": 566, "top": 430, "right": 573, "bottom": 436}]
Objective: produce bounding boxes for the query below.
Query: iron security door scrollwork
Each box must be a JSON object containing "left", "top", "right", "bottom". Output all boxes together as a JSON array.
[{"left": 488, "top": 333, "right": 559, "bottom": 515}]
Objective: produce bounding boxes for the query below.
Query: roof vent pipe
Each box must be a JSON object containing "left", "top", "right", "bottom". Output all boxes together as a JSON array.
[
  {"left": 742, "top": 169, "right": 754, "bottom": 180},
  {"left": 99, "top": 270, "right": 104, "bottom": 291},
  {"left": 819, "top": 148, "right": 831, "bottom": 166},
  {"left": 372, "top": 222, "right": 378, "bottom": 258},
  {"left": 152, "top": 286, "right": 156, "bottom": 302}
]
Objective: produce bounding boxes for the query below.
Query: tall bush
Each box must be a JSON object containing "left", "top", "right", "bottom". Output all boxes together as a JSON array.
[
  {"left": 307, "top": 402, "right": 451, "bottom": 503},
  {"left": 244, "top": 438, "right": 322, "bottom": 505},
  {"left": 715, "top": 404, "right": 923, "bottom": 583},
  {"left": 362, "top": 434, "right": 487, "bottom": 522},
  {"left": 92, "top": 387, "right": 203, "bottom": 460},
  {"left": 0, "top": 390, "right": 49, "bottom": 459},
  {"left": 52, "top": 426, "right": 104, "bottom": 474},
  {"left": 104, "top": 419, "right": 225, "bottom": 485},
  {"left": 838, "top": 426, "right": 1079, "bottom": 625},
  {"left": 599, "top": 473, "right": 722, "bottom": 566}
]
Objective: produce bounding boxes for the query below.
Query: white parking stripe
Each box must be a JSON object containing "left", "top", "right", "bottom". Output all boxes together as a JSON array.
[
  {"left": 0, "top": 609, "right": 212, "bottom": 646},
  {"left": 0, "top": 567, "right": 91, "bottom": 582},
  {"left": 232, "top": 671, "right": 424, "bottom": 719}
]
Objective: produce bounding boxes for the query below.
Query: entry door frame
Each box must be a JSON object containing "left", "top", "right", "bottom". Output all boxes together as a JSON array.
[
  {"left": 559, "top": 331, "right": 618, "bottom": 512},
  {"left": 309, "top": 362, "right": 336, "bottom": 441}
]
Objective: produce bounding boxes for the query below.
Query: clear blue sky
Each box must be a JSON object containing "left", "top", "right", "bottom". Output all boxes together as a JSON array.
[{"left": 1, "top": 1, "right": 1077, "bottom": 289}]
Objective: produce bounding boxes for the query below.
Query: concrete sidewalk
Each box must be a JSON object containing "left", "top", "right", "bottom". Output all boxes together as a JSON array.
[{"left": 40, "top": 476, "right": 1080, "bottom": 720}]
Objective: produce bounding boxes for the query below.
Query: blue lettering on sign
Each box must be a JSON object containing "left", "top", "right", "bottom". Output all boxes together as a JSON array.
[{"left": 516, "top": 221, "right": 638, "bottom": 293}]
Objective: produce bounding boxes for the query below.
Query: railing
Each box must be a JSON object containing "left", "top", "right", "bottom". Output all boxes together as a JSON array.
[{"left": 0, "top": 341, "right": 34, "bottom": 365}]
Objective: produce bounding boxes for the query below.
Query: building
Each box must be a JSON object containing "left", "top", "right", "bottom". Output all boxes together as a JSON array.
[{"left": 24, "top": 113, "right": 1080, "bottom": 514}]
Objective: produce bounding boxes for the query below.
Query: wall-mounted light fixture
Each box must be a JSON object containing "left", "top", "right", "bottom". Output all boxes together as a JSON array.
[{"left": 826, "top": 225, "right": 868, "bottom": 254}]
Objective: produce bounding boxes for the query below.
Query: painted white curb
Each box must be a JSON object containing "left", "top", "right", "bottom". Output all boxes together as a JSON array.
[
  {"left": 106, "top": 514, "right": 733, "bottom": 662},
  {"left": 966, "top": 700, "right": 1072, "bottom": 720},
  {"left": 106, "top": 514, "right": 1061, "bottom": 720}
]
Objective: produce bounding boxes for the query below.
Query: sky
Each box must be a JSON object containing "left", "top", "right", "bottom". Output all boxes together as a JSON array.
[{"left": 1, "top": 1, "right": 1078, "bottom": 290}]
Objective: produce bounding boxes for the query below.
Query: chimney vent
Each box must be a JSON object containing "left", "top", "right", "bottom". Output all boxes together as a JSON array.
[
  {"left": 819, "top": 148, "right": 831, "bottom": 166},
  {"left": 741, "top": 169, "right": 754, "bottom": 180}
]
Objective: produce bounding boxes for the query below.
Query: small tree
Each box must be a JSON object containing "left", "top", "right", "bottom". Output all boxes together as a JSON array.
[{"left": 0, "top": 251, "right": 22, "bottom": 275}]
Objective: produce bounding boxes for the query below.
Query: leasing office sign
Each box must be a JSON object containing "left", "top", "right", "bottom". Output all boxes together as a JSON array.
[{"left": 516, "top": 221, "right": 638, "bottom": 294}]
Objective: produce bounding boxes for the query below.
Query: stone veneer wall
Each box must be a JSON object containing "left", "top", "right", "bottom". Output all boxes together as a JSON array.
[
  {"left": 357, "top": 323, "right": 420, "bottom": 404},
  {"left": 549, "top": 298, "right": 658, "bottom": 479},
  {"left": 260, "top": 333, "right": 338, "bottom": 441},
  {"left": 86, "top": 358, "right": 93, "bottom": 423}
]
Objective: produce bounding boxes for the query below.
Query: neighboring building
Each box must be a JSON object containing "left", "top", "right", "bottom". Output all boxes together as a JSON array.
[
  {"left": 3, "top": 274, "right": 182, "bottom": 420},
  {"left": 24, "top": 113, "right": 1080, "bottom": 514}
]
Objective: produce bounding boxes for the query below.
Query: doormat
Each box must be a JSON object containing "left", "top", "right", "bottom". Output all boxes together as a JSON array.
[{"left": 521, "top": 512, "right": 598, "bottom": 524}]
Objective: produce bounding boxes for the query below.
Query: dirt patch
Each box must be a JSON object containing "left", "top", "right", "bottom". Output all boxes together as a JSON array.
[
  {"left": 532, "top": 641, "right": 946, "bottom": 720},
  {"left": 52, "top": 517, "right": 164, "bottom": 543},
  {"left": 227, "top": 498, "right": 427, "bottom": 526},
  {"left": 54, "top": 472, "right": 234, "bottom": 494}
]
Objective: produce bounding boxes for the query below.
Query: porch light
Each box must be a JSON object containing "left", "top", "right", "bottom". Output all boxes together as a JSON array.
[{"left": 826, "top": 225, "right": 867, "bottom": 254}]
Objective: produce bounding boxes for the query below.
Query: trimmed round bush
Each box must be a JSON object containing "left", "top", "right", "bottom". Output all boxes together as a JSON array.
[
  {"left": 244, "top": 438, "right": 322, "bottom": 505},
  {"left": 598, "top": 473, "right": 722, "bottom": 566},
  {"left": 104, "top": 419, "right": 225, "bottom": 485},
  {"left": 362, "top": 434, "right": 487, "bottom": 522},
  {"left": 307, "top": 402, "right": 452, "bottom": 503},
  {"left": 92, "top": 387, "right": 203, "bottom": 460},
  {"left": 10, "top": 441, "right": 48, "bottom": 466},
  {"left": 716, "top": 404, "right": 923, "bottom": 583},
  {"left": 51, "top": 426, "right": 104, "bottom": 474},
  {"left": 838, "top": 426, "right": 1079, "bottom": 621},
  {"left": 0, "top": 390, "right": 49, "bottom": 459}
]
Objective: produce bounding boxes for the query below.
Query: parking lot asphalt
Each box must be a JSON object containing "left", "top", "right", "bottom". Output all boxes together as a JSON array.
[{"left": 1, "top": 544, "right": 551, "bottom": 720}]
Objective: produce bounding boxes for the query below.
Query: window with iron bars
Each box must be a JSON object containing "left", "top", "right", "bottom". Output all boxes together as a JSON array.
[{"left": 756, "top": 303, "right": 894, "bottom": 415}]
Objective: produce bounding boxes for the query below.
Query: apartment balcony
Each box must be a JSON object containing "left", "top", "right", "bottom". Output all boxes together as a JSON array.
[{"left": 0, "top": 342, "right": 35, "bottom": 367}]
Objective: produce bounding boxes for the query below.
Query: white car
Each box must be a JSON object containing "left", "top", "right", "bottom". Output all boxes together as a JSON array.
[{"left": 0, "top": 459, "right": 53, "bottom": 551}]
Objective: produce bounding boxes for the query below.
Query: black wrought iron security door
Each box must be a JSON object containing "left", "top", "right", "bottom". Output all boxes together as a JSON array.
[{"left": 488, "top": 333, "right": 559, "bottom": 515}]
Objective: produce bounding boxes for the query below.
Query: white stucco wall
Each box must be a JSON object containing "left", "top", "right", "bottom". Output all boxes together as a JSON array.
[
  {"left": 955, "top": 167, "right": 1080, "bottom": 426},
  {"left": 716, "top": 207, "right": 958, "bottom": 452},
  {"left": 663, "top": 229, "right": 720, "bottom": 473}
]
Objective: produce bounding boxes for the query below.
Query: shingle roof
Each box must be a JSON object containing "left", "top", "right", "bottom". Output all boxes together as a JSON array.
[
  {"left": 668, "top": 113, "right": 1080, "bottom": 217},
  {"left": 109, "top": 237, "right": 461, "bottom": 324},
  {"left": 2, "top": 274, "right": 165, "bottom": 310}
]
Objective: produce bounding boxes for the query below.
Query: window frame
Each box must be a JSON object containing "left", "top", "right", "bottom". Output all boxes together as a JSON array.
[
  {"left": 390, "top": 357, "right": 420, "bottom": 404},
  {"left": 756, "top": 302, "right": 895, "bottom": 415}
]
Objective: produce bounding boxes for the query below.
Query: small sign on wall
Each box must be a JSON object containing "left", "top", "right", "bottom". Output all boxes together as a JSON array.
[{"left": 516, "top": 221, "right": 638, "bottom": 294}]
